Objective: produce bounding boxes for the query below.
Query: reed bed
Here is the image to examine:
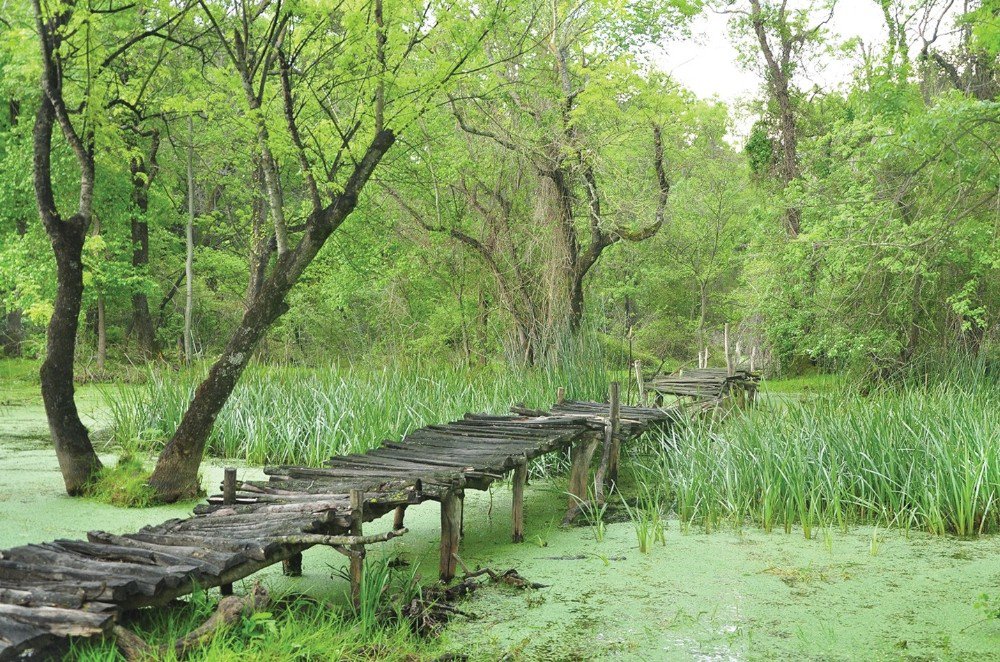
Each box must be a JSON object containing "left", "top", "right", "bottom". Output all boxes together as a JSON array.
[
  {"left": 639, "top": 374, "right": 1000, "bottom": 537},
  {"left": 105, "top": 350, "right": 607, "bottom": 467}
]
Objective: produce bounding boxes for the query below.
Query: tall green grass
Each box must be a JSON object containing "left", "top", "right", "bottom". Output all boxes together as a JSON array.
[
  {"left": 105, "top": 346, "right": 607, "bottom": 467},
  {"left": 640, "top": 373, "right": 1000, "bottom": 537},
  {"left": 70, "top": 564, "right": 434, "bottom": 661}
]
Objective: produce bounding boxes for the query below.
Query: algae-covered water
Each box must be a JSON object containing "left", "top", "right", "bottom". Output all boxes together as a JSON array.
[{"left": 1, "top": 386, "right": 999, "bottom": 660}]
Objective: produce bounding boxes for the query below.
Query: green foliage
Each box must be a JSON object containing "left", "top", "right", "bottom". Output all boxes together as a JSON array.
[
  {"left": 82, "top": 455, "right": 157, "bottom": 508},
  {"left": 619, "top": 483, "right": 667, "bottom": 553},
  {"left": 0, "top": 0, "right": 991, "bottom": 380},
  {"left": 107, "top": 342, "right": 608, "bottom": 467},
  {"left": 974, "top": 593, "right": 1000, "bottom": 622},
  {"left": 744, "top": 121, "right": 776, "bottom": 177},
  {"left": 746, "top": 88, "right": 1000, "bottom": 372},
  {"left": 638, "top": 367, "right": 1000, "bottom": 536},
  {"left": 69, "top": 585, "right": 433, "bottom": 661}
]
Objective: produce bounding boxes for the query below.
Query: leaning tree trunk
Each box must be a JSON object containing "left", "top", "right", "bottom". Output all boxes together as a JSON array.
[
  {"left": 41, "top": 221, "right": 103, "bottom": 494},
  {"left": 147, "top": 129, "right": 396, "bottom": 502},
  {"left": 147, "top": 277, "right": 289, "bottom": 500}
]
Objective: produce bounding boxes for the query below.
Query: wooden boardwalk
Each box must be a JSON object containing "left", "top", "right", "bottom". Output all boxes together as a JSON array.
[
  {"left": 649, "top": 367, "right": 760, "bottom": 403},
  {"left": 0, "top": 395, "right": 676, "bottom": 660}
]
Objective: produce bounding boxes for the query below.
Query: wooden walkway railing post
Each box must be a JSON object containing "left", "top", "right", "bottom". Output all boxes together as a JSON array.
[
  {"left": 349, "top": 489, "right": 365, "bottom": 607},
  {"left": 220, "top": 468, "right": 236, "bottom": 596},
  {"left": 566, "top": 433, "right": 600, "bottom": 512},
  {"left": 439, "top": 477, "right": 464, "bottom": 582},
  {"left": 512, "top": 456, "right": 527, "bottom": 543},
  {"left": 606, "top": 382, "right": 622, "bottom": 484},
  {"left": 393, "top": 505, "right": 407, "bottom": 531}
]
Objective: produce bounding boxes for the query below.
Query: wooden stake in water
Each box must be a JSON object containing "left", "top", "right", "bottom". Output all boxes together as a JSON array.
[
  {"left": 512, "top": 456, "right": 527, "bottom": 543},
  {"left": 349, "top": 489, "right": 365, "bottom": 607},
  {"left": 220, "top": 468, "right": 237, "bottom": 595},
  {"left": 607, "top": 381, "right": 622, "bottom": 483},
  {"left": 439, "top": 479, "right": 463, "bottom": 582},
  {"left": 393, "top": 505, "right": 407, "bottom": 531},
  {"left": 556, "top": 386, "right": 566, "bottom": 405}
]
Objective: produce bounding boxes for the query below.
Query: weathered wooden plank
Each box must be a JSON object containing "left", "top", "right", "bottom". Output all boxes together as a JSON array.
[{"left": 0, "top": 395, "right": 680, "bottom": 659}]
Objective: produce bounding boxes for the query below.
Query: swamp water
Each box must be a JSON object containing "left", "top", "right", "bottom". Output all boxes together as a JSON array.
[{"left": 1, "top": 390, "right": 999, "bottom": 660}]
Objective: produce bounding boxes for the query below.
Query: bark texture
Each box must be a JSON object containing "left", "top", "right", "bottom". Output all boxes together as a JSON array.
[
  {"left": 128, "top": 133, "right": 159, "bottom": 356},
  {"left": 32, "top": 1, "right": 104, "bottom": 494}
]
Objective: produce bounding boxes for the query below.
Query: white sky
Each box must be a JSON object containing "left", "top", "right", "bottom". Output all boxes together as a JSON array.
[{"left": 649, "top": 0, "right": 893, "bottom": 137}]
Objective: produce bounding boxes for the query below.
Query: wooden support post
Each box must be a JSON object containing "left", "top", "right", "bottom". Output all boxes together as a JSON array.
[
  {"left": 566, "top": 433, "right": 600, "bottom": 509},
  {"left": 556, "top": 386, "right": 566, "bottom": 405},
  {"left": 607, "top": 381, "right": 622, "bottom": 484},
  {"left": 349, "top": 489, "right": 364, "bottom": 608},
  {"left": 750, "top": 346, "right": 757, "bottom": 373},
  {"left": 633, "top": 360, "right": 645, "bottom": 406},
  {"left": 439, "top": 481, "right": 463, "bottom": 582},
  {"left": 724, "top": 323, "right": 733, "bottom": 377},
  {"left": 282, "top": 553, "right": 303, "bottom": 577},
  {"left": 459, "top": 492, "right": 465, "bottom": 540},
  {"left": 512, "top": 456, "right": 527, "bottom": 543},
  {"left": 393, "top": 505, "right": 407, "bottom": 531},
  {"left": 220, "top": 468, "right": 237, "bottom": 595},
  {"left": 591, "top": 421, "right": 614, "bottom": 507},
  {"left": 222, "top": 468, "right": 236, "bottom": 504}
]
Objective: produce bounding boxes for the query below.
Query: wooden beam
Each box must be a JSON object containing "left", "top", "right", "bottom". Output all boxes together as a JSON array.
[
  {"left": 566, "top": 433, "right": 600, "bottom": 514},
  {"left": 349, "top": 489, "right": 364, "bottom": 607},
  {"left": 512, "top": 457, "right": 527, "bottom": 543}
]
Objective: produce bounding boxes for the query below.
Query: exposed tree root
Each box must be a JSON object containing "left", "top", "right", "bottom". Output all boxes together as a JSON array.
[{"left": 400, "top": 556, "right": 546, "bottom": 637}]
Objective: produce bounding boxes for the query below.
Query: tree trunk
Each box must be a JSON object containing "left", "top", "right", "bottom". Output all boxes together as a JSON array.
[
  {"left": 31, "top": 6, "right": 104, "bottom": 494},
  {"left": 2, "top": 310, "right": 23, "bottom": 357},
  {"left": 184, "top": 115, "right": 195, "bottom": 364},
  {"left": 568, "top": 271, "right": 585, "bottom": 332},
  {"left": 246, "top": 162, "right": 270, "bottom": 306},
  {"left": 147, "top": 129, "right": 396, "bottom": 502},
  {"left": 147, "top": 285, "right": 289, "bottom": 500},
  {"left": 129, "top": 170, "right": 156, "bottom": 356},
  {"left": 698, "top": 280, "right": 708, "bottom": 349},
  {"left": 92, "top": 216, "right": 106, "bottom": 371},
  {"left": 3, "top": 99, "right": 26, "bottom": 358},
  {"left": 96, "top": 295, "right": 106, "bottom": 371},
  {"left": 750, "top": 0, "right": 801, "bottom": 238},
  {"left": 41, "top": 223, "right": 103, "bottom": 494}
]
